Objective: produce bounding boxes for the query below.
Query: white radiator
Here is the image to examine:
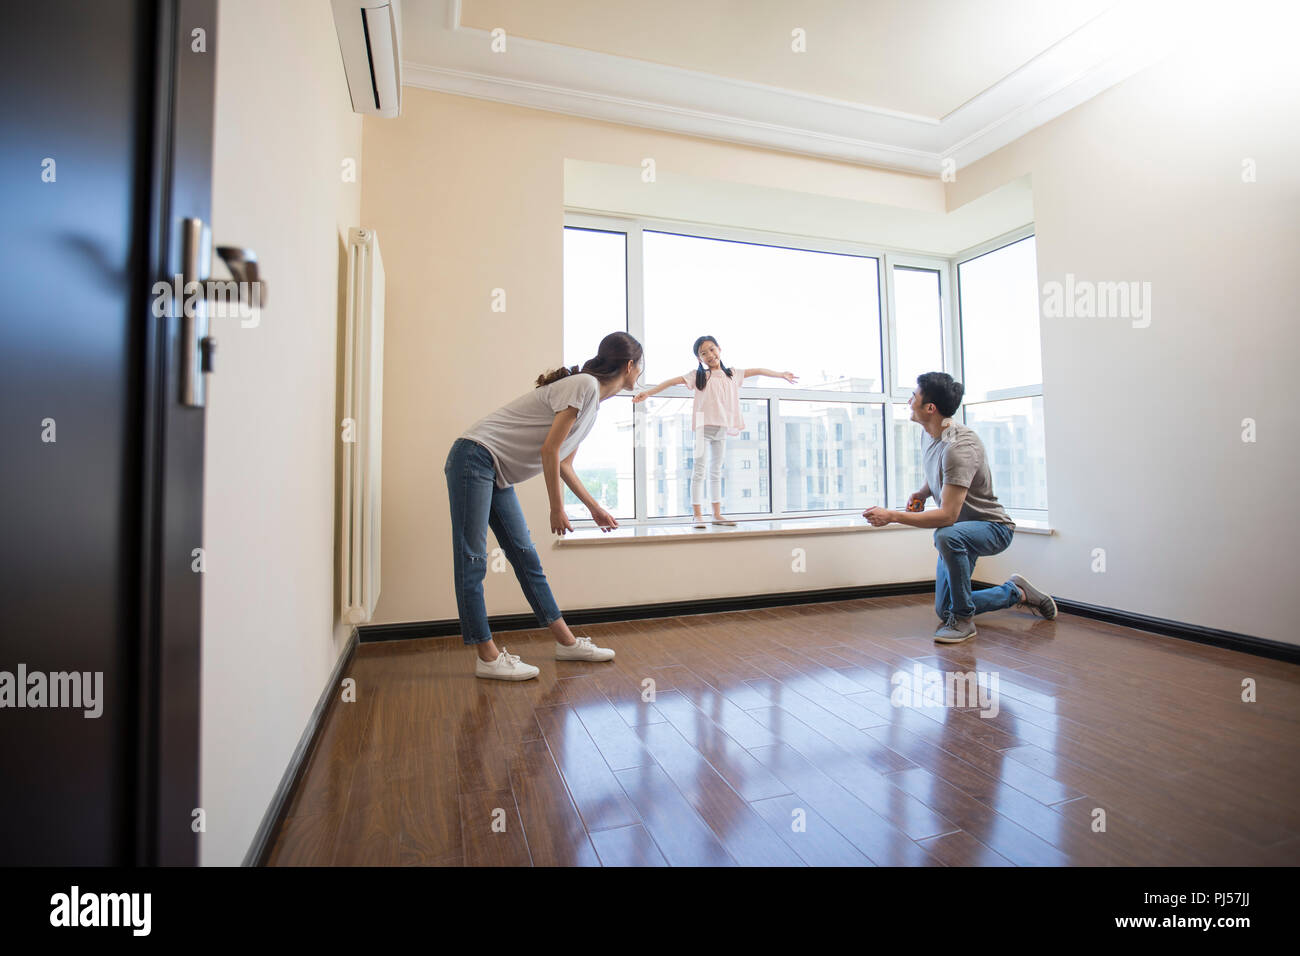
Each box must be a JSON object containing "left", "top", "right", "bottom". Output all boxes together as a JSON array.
[{"left": 341, "top": 227, "right": 384, "bottom": 624}]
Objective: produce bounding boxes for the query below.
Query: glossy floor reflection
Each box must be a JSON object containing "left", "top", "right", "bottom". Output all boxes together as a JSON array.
[{"left": 268, "top": 595, "right": 1300, "bottom": 866}]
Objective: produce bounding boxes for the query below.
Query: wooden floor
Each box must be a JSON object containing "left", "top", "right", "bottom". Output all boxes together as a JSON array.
[{"left": 267, "top": 595, "right": 1300, "bottom": 866}]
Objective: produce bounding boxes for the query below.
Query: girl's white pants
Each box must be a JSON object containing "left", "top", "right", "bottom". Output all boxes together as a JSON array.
[{"left": 691, "top": 425, "right": 727, "bottom": 506}]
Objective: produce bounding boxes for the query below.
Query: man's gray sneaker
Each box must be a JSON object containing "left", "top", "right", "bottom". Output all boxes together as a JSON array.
[
  {"left": 934, "top": 616, "right": 978, "bottom": 643},
  {"left": 1010, "top": 573, "right": 1057, "bottom": 620}
]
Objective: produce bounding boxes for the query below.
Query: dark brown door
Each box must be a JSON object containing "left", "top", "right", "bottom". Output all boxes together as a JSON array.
[{"left": 0, "top": 0, "right": 216, "bottom": 865}]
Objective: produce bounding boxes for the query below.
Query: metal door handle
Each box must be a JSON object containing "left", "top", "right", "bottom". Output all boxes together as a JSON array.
[
  {"left": 180, "top": 217, "right": 211, "bottom": 407},
  {"left": 215, "top": 246, "right": 264, "bottom": 302}
]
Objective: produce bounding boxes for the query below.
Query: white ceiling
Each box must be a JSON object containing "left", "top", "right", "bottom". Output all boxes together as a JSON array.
[
  {"left": 458, "top": 0, "right": 1118, "bottom": 119},
  {"left": 399, "top": 0, "right": 1206, "bottom": 174}
]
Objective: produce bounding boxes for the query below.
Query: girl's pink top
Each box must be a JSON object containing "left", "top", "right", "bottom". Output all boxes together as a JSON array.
[{"left": 684, "top": 367, "right": 747, "bottom": 435}]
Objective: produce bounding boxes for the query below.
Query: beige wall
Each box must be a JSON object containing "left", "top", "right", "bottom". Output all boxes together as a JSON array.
[
  {"left": 362, "top": 90, "right": 964, "bottom": 630},
  {"left": 202, "top": 0, "right": 362, "bottom": 865},
  {"left": 949, "top": 36, "right": 1300, "bottom": 643}
]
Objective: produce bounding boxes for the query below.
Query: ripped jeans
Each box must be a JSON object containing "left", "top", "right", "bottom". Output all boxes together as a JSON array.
[{"left": 444, "top": 438, "right": 563, "bottom": 645}]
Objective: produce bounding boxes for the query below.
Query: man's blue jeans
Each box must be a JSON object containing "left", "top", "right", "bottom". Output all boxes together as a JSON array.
[
  {"left": 444, "top": 438, "right": 563, "bottom": 645},
  {"left": 933, "top": 521, "right": 1020, "bottom": 622}
]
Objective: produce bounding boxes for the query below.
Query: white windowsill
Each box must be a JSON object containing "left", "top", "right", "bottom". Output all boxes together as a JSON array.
[{"left": 553, "top": 513, "right": 1053, "bottom": 547}]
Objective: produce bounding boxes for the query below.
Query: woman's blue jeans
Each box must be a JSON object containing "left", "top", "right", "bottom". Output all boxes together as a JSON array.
[
  {"left": 444, "top": 438, "right": 563, "bottom": 645},
  {"left": 933, "top": 520, "right": 1020, "bottom": 622}
]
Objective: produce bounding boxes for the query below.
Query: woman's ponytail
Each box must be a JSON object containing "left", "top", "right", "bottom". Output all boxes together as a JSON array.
[
  {"left": 536, "top": 365, "right": 580, "bottom": 388},
  {"left": 536, "top": 332, "right": 643, "bottom": 388}
]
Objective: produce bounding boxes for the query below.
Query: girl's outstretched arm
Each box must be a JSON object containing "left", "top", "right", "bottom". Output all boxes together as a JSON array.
[
  {"left": 742, "top": 367, "right": 798, "bottom": 384},
  {"left": 633, "top": 375, "right": 689, "bottom": 403}
]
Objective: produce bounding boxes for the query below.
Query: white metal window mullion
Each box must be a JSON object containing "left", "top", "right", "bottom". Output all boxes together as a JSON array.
[
  {"left": 626, "top": 223, "right": 648, "bottom": 524},
  {"left": 762, "top": 397, "right": 775, "bottom": 517},
  {"left": 880, "top": 253, "right": 899, "bottom": 400},
  {"left": 878, "top": 253, "right": 898, "bottom": 508},
  {"left": 949, "top": 256, "right": 970, "bottom": 428},
  {"left": 939, "top": 259, "right": 957, "bottom": 380},
  {"left": 770, "top": 393, "right": 787, "bottom": 518}
]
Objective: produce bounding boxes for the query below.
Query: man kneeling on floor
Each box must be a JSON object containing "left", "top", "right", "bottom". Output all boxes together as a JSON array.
[{"left": 863, "top": 371, "right": 1057, "bottom": 643}]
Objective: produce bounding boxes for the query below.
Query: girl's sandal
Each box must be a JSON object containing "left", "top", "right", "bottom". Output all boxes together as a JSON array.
[{"left": 712, "top": 518, "right": 737, "bottom": 526}]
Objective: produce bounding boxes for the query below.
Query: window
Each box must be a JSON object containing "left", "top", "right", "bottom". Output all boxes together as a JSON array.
[
  {"left": 560, "top": 396, "right": 634, "bottom": 521},
  {"left": 890, "top": 402, "right": 926, "bottom": 508},
  {"left": 562, "top": 217, "right": 1043, "bottom": 526},
  {"left": 563, "top": 228, "right": 625, "bottom": 368},
  {"left": 957, "top": 235, "right": 1047, "bottom": 513},
  {"left": 562, "top": 227, "right": 632, "bottom": 519},
  {"left": 965, "top": 397, "right": 1047, "bottom": 511},
  {"left": 891, "top": 266, "right": 944, "bottom": 392},
  {"left": 958, "top": 236, "right": 1041, "bottom": 401},
  {"left": 643, "top": 395, "right": 769, "bottom": 517},
  {"left": 642, "top": 231, "right": 882, "bottom": 389},
  {"left": 782, "top": 401, "right": 884, "bottom": 512}
]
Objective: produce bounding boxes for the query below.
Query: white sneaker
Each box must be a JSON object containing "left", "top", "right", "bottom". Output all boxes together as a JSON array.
[
  {"left": 475, "top": 647, "right": 540, "bottom": 681},
  {"left": 555, "top": 635, "right": 615, "bottom": 662}
]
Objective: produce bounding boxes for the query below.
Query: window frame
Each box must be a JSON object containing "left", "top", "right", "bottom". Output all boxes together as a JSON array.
[
  {"left": 952, "top": 225, "right": 1047, "bottom": 516},
  {"left": 563, "top": 212, "right": 1034, "bottom": 526}
]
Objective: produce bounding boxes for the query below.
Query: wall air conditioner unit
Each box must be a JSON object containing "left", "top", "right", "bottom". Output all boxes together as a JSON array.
[{"left": 331, "top": 0, "right": 403, "bottom": 119}]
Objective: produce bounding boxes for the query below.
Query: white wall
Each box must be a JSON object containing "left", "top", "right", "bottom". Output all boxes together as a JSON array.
[
  {"left": 202, "top": 0, "right": 362, "bottom": 865},
  {"left": 950, "top": 23, "right": 1300, "bottom": 644}
]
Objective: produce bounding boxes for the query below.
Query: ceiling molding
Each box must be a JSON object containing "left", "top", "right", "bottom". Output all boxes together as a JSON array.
[{"left": 401, "top": 0, "right": 1186, "bottom": 176}]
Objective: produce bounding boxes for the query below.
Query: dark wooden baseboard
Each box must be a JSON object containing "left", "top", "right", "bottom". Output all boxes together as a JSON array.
[
  {"left": 969, "top": 580, "right": 1298, "bottom": 664},
  {"left": 245, "top": 628, "right": 360, "bottom": 867},
  {"left": 357, "top": 581, "right": 938, "bottom": 643},
  {"left": 1049, "top": 596, "right": 1299, "bottom": 665},
  {"left": 361, "top": 579, "right": 1298, "bottom": 666}
]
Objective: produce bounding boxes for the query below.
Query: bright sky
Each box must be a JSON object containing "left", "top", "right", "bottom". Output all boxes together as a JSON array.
[{"left": 957, "top": 236, "right": 1042, "bottom": 399}]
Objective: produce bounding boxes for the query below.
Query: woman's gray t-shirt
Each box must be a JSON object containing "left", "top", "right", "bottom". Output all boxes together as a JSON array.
[
  {"left": 461, "top": 373, "right": 602, "bottom": 489},
  {"left": 922, "top": 421, "right": 1015, "bottom": 528}
]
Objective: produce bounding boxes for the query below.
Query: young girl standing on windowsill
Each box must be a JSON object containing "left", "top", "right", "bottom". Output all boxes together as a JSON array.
[{"left": 634, "top": 335, "right": 796, "bottom": 528}]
